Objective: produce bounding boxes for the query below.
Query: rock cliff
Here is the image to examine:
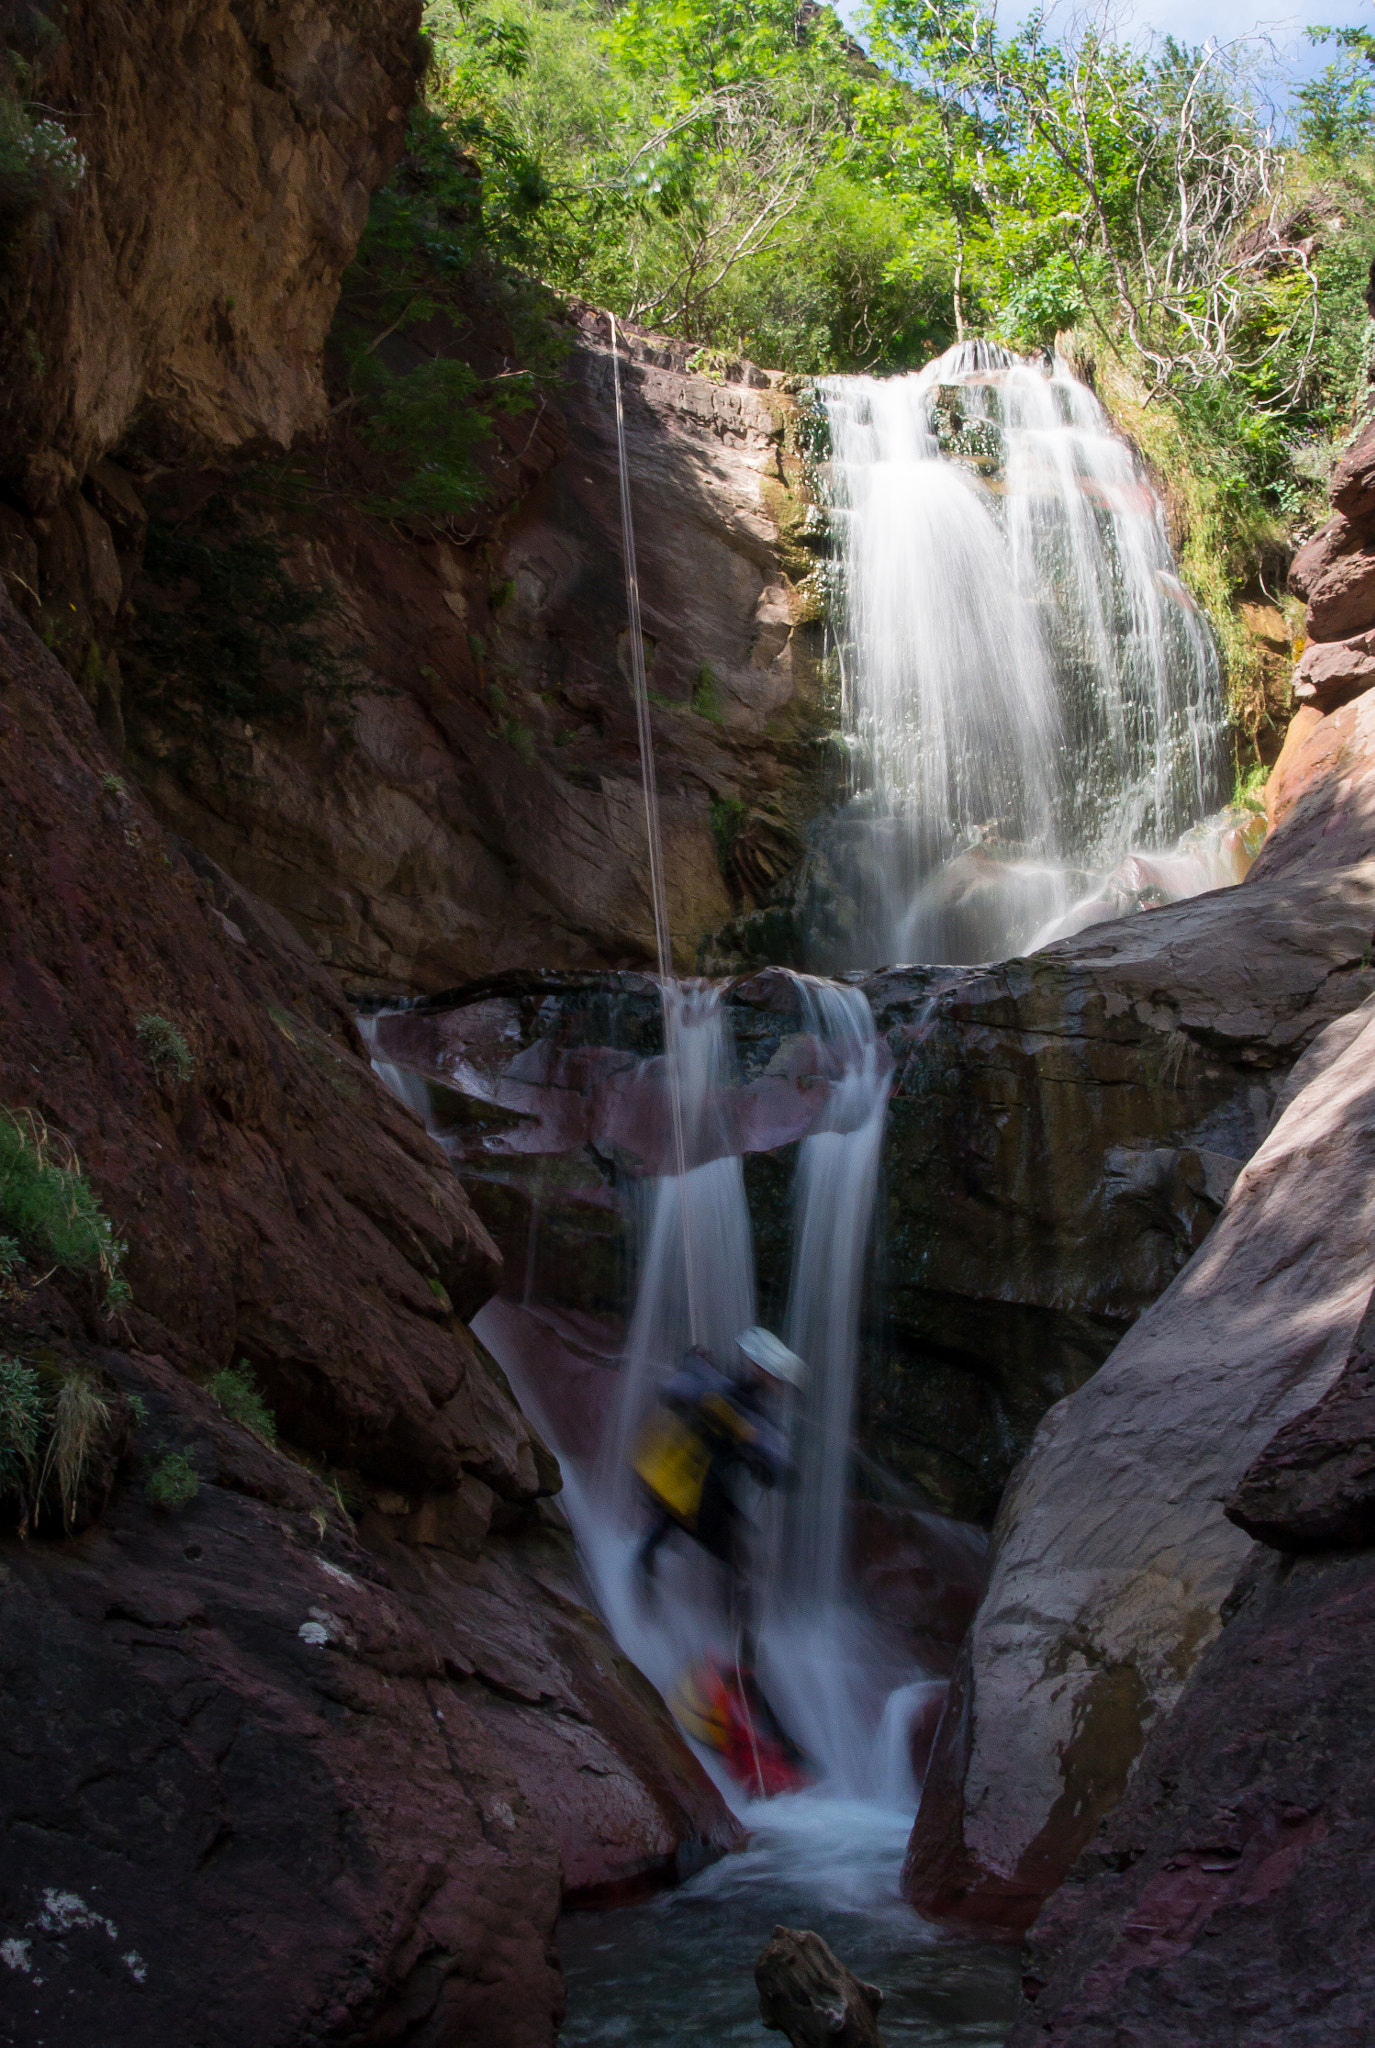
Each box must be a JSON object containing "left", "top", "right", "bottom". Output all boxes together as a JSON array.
[
  {"left": 0, "top": 0, "right": 423, "bottom": 503},
  {"left": 0, "top": 12, "right": 760, "bottom": 2041},
  {"left": 124, "top": 315, "right": 826, "bottom": 991}
]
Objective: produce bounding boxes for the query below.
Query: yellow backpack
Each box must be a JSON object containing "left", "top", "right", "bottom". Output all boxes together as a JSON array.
[{"left": 633, "top": 1406, "right": 712, "bottom": 1529}]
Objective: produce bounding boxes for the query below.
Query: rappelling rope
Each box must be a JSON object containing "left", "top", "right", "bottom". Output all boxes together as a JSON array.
[{"left": 608, "top": 312, "right": 701, "bottom": 1346}]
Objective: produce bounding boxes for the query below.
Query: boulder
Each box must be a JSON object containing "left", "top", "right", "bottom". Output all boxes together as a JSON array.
[
  {"left": 900, "top": 977, "right": 1375, "bottom": 1933},
  {"left": 1251, "top": 686, "right": 1375, "bottom": 883},
  {"left": 1297, "top": 535, "right": 1375, "bottom": 643},
  {"left": 1007, "top": 1311, "right": 1375, "bottom": 2044},
  {"left": 1290, "top": 627, "right": 1375, "bottom": 713}
]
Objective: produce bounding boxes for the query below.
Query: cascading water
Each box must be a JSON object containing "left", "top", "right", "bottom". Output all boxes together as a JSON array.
[
  {"left": 816, "top": 340, "right": 1232, "bottom": 968},
  {"left": 474, "top": 974, "right": 907, "bottom": 1800},
  {"left": 758, "top": 979, "right": 899, "bottom": 1797}
]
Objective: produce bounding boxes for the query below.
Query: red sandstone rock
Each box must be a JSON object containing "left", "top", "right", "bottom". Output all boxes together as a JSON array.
[
  {"left": 1329, "top": 416, "right": 1375, "bottom": 524},
  {"left": 1262, "top": 704, "right": 1324, "bottom": 829},
  {"left": 902, "top": 975, "right": 1375, "bottom": 1935},
  {"left": 1291, "top": 627, "right": 1375, "bottom": 712},
  {"left": 127, "top": 316, "right": 822, "bottom": 993},
  {"left": 0, "top": 0, "right": 422, "bottom": 500},
  {"left": 1250, "top": 686, "right": 1375, "bottom": 883},
  {"left": 1300, "top": 541, "right": 1375, "bottom": 643},
  {"left": 1006, "top": 1541, "right": 1375, "bottom": 2045},
  {"left": 1225, "top": 1292, "right": 1375, "bottom": 1551},
  {"left": 1287, "top": 513, "right": 1350, "bottom": 600}
]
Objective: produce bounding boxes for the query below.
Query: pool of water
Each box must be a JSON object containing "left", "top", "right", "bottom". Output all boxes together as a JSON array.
[{"left": 557, "top": 1793, "right": 1021, "bottom": 2045}]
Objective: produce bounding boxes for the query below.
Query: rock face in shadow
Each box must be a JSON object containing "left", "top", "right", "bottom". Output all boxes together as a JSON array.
[
  {"left": 0, "top": 0, "right": 422, "bottom": 501},
  {"left": 121, "top": 317, "right": 825, "bottom": 992},
  {"left": 1004, "top": 1307, "right": 1375, "bottom": 2046},
  {"left": 900, "top": 771, "right": 1375, "bottom": 1930},
  {"left": 0, "top": 595, "right": 741, "bottom": 2046},
  {"left": 1224, "top": 1295, "right": 1375, "bottom": 1553}
]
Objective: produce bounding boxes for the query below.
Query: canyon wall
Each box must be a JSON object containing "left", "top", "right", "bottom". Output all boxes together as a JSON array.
[{"left": 0, "top": 12, "right": 770, "bottom": 2044}]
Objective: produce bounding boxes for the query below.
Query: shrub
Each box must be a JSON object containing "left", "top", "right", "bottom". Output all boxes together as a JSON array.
[
  {"left": 0, "top": 93, "right": 84, "bottom": 243},
  {"left": 0, "top": 1109, "right": 128, "bottom": 1304},
  {"left": 0, "top": 1354, "right": 44, "bottom": 1518},
  {"left": 135, "top": 1013, "right": 195, "bottom": 1083},
  {"left": 0, "top": 1233, "right": 20, "bottom": 1282},
  {"left": 207, "top": 1362, "right": 278, "bottom": 1446},
  {"left": 146, "top": 1451, "right": 200, "bottom": 1511}
]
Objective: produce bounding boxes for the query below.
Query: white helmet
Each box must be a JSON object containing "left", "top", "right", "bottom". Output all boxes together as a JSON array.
[{"left": 736, "top": 1326, "right": 806, "bottom": 1387}]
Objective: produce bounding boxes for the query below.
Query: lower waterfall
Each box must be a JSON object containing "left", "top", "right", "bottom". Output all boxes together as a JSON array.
[{"left": 473, "top": 972, "right": 914, "bottom": 1804}]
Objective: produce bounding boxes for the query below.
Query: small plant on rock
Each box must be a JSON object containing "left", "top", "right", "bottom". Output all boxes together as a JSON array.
[
  {"left": 0, "top": 1354, "right": 44, "bottom": 1524},
  {"left": 135, "top": 1013, "right": 195, "bottom": 1083},
  {"left": 146, "top": 1451, "right": 200, "bottom": 1511},
  {"left": 207, "top": 1362, "right": 278, "bottom": 1447},
  {"left": 0, "top": 1108, "right": 128, "bottom": 1305}
]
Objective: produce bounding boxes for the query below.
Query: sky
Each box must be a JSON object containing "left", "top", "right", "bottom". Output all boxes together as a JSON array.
[{"left": 839, "top": 0, "right": 1375, "bottom": 85}]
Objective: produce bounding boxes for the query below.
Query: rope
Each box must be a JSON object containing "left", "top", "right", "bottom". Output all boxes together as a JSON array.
[{"left": 608, "top": 312, "right": 701, "bottom": 1345}]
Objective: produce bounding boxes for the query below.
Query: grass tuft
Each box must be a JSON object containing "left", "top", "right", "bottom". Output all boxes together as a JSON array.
[
  {"left": 0, "top": 1109, "right": 128, "bottom": 1303},
  {"left": 0, "top": 1354, "right": 44, "bottom": 1520},
  {"left": 38, "top": 1370, "right": 113, "bottom": 1531},
  {"left": 136, "top": 1013, "right": 195, "bottom": 1083},
  {"left": 207, "top": 1362, "right": 278, "bottom": 1446}
]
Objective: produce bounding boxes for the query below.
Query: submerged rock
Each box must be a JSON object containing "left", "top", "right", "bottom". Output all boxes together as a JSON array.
[{"left": 756, "top": 1925, "right": 886, "bottom": 2048}]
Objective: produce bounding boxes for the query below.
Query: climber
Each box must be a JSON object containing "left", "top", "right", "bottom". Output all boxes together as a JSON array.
[
  {"left": 633, "top": 1326, "right": 813, "bottom": 1797},
  {"left": 632, "top": 1325, "right": 802, "bottom": 1623}
]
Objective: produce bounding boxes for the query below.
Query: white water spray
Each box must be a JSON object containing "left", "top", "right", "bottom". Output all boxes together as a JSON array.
[{"left": 819, "top": 340, "right": 1229, "bottom": 967}]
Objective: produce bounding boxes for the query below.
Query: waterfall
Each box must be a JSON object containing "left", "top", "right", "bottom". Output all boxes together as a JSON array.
[
  {"left": 604, "top": 982, "right": 758, "bottom": 1523},
  {"left": 818, "top": 340, "right": 1229, "bottom": 968},
  {"left": 776, "top": 981, "right": 890, "bottom": 1619},
  {"left": 467, "top": 972, "right": 914, "bottom": 1805},
  {"left": 759, "top": 977, "right": 897, "bottom": 1793}
]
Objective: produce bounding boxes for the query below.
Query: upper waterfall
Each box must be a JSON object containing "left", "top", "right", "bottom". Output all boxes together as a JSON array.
[{"left": 814, "top": 340, "right": 1230, "bottom": 968}]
